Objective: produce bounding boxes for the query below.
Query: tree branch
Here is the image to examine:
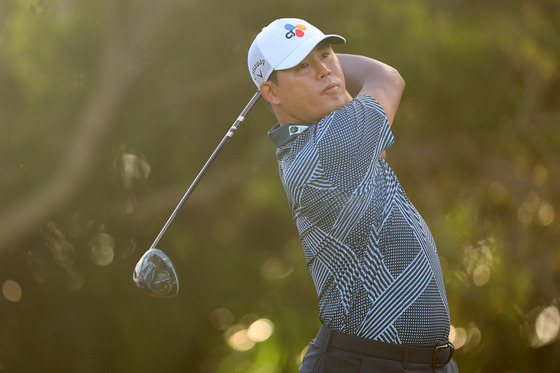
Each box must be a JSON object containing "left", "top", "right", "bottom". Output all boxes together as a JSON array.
[{"left": 0, "top": 0, "right": 179, "bottom": 254}]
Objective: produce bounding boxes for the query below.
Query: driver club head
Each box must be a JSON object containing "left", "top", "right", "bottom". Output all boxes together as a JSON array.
[{"left": 133, "top": 248, "right": 179, "bottom": 298}]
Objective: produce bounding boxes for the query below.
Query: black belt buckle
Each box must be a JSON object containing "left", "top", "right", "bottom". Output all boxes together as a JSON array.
[{"left": 432, "top": 342, "right": 454, "bottom": 367}]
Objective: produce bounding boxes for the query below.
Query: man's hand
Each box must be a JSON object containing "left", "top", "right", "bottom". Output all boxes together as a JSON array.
[{"left": 337, "top": 54, "right": 405, "bottom": 126}]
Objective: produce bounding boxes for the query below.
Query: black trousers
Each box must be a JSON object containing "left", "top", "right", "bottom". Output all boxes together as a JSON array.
[{"left": 300, "top": 327, "right": 459, "bottom": 373}]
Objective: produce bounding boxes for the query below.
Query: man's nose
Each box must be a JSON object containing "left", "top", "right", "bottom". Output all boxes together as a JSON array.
[{"left": 315, "top": 61, "right": 331, "bottom": 79}]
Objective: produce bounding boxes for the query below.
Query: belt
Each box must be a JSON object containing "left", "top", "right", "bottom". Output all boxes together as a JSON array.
[{"left": 315, "top": 326, "right": 454, "bottom": 368}]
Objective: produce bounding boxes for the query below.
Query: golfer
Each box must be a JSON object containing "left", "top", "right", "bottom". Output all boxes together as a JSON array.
[{"left": 248, "top": 18, "right": 458, "bottom": 372}]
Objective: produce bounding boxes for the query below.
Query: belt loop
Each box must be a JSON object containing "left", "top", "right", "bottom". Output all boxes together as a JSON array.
[
  {"left": 323, "top": 328, "right": 333, "bottom": 353},
  {"left": 402, "top": 345, "right": 409, "bottom": 369}
]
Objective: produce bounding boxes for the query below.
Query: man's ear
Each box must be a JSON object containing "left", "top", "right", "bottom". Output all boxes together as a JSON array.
[{"left": 260, "top": 81, "right": 281, "bottom": 105}]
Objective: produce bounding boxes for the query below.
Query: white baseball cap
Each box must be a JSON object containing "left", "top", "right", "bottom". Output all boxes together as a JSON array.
[{"left": 248, "top": 18, "right": 345, "bottom": 89}]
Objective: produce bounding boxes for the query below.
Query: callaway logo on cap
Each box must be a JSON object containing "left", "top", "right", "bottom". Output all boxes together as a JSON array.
[{"left": 248, "top": 18, "right": 345, "bottom": 89}]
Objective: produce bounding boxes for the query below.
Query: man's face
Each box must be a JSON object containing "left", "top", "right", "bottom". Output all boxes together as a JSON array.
[{"left": 265, "top": 42, "right": 352, "bottom": 125}]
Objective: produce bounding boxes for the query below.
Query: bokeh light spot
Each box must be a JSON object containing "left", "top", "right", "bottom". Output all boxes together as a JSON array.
[
  {"left": 534, "top": 306, "right": 560, "bottom": 346},
  {"left": 538, "top": 203, "right": 555, "bottom": 226},
  {"left": 226, "top": 325, "right": 256, "bottom": 351},
  {"left": 449, "top": 325, "right": 467, "bottom": 349},
  {"left": 472, "top": 264, "right": 491, "bottom": 286},
  {"left": 247, "top": 318, "right": 274, "bottom": 342},
  {"left": 462, "top": 238, "right": 497, "bottom": 287},
  {"left": 260, "top": 257, "right": 293, "bottom": 281},
  {"left": 465, "top": 325, "right": 482, "bottom": 352},
  {"left": 119, "top": 153, "right": 151, "bottom": 189},
  {"left": 2, "top": 280, "right": 22, "bottom": 302},
  {"left": 517, "top": 192, "right": 540, "bottom": 226},
  {"left": 89, "top": 233, "right": 115, "bottom": 266}
]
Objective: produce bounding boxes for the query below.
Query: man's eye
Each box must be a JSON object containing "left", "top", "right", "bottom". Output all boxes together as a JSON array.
[
  {"left": 297, "top": 63, "right": 308, "bottom": 71},
  {"left": 321, "top": 53, "right": 330, "bottom": 59}
]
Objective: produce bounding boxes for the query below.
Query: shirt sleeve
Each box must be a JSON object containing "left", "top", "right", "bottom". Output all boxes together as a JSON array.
[{"left": 313, "top": 94, "right": 394, "bottom": 192}]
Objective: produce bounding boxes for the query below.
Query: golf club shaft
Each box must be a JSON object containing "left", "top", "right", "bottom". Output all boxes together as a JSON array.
[{"left": 149, "top": 91, "right": 261, "bottom": 249}]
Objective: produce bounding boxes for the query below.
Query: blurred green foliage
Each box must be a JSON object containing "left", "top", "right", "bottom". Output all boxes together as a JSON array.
[{"left": 1, "top": 0, "right": 559, "bottom": 372}]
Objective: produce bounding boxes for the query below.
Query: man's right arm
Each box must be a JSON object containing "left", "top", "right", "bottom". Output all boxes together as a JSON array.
[{"left": 337, "top": 54, "right": 405, "bottom": 126}]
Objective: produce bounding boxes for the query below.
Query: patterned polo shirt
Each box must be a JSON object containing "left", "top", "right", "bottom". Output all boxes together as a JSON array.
[{"left": 268, "top": 95, "right": 450, "bottom": 345}]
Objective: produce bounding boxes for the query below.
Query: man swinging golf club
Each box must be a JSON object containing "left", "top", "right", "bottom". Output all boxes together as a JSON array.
[{"left": 248, "top": 18, "right": 458, "bottom": 372}]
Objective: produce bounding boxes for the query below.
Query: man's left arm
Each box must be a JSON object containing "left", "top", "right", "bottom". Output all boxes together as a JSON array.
[
  {"left": 337, "top": 54, "right": 405, "bottom": 128},
  {"left": 337, "top": 54, "right": 404, "bottom": 160}
]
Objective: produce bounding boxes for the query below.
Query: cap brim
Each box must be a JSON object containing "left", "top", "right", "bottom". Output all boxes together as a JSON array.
[{"left": 274, "top": 34, "right": 346, "bottom": 71}]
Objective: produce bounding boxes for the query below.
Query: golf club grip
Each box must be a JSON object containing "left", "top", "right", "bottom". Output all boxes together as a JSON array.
[{"left": 149, "top": 91, "right": 262, "bottom": 249}]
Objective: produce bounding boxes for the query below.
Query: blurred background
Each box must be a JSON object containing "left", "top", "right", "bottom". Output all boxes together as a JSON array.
[{"left": 0, "top": 0, "right": 559, "bottom": 372}]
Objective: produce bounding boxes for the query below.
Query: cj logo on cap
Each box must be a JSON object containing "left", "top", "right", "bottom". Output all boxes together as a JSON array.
[{"left": 284, "top": 23, "right": 306, "bottom": 39}]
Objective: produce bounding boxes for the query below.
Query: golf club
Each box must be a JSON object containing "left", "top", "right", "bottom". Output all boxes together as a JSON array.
[{"left": 133, "top": 91, "right": 262, "bottom": 298}]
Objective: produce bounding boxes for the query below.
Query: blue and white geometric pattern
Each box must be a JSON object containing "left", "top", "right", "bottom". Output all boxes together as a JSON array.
[{"left": 268, "top": 95, "right": 450, "bottom": 345}]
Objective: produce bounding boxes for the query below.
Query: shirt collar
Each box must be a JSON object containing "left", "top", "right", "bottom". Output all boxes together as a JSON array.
[{"left": 267, "top": 123, "right": 311, "bottom": 147}]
